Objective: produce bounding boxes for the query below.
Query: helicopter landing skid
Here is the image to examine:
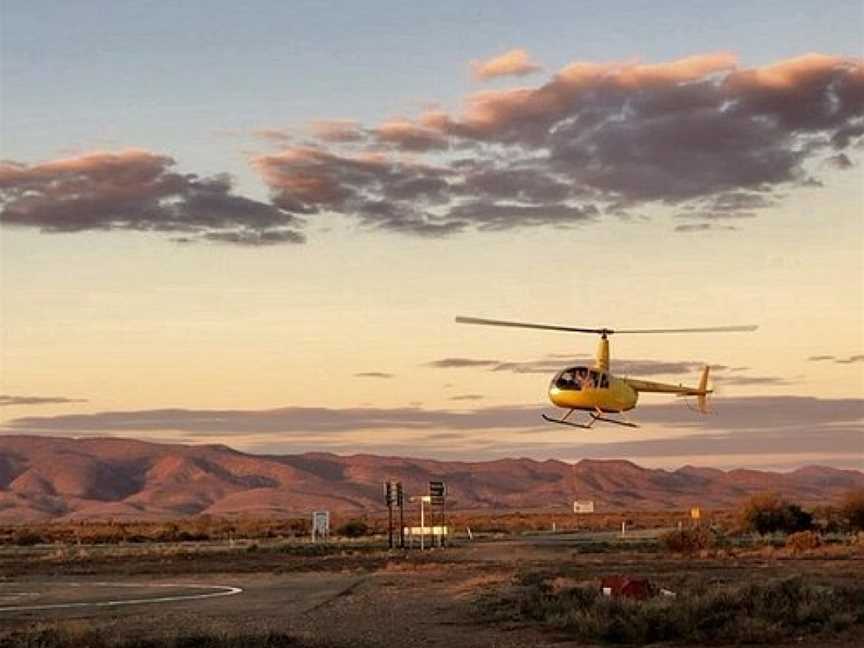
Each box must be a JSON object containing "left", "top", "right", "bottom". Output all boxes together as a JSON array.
[
  {"left": 542, "top": 409, "right": 639, "bottom": 429},
  {"left": 542, "top": 414, "right": 594, "bottom": 429}
]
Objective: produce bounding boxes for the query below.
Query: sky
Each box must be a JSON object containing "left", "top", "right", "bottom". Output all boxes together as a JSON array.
[{"left": 1, "top": 1, "right": 862, "bottom": 471}]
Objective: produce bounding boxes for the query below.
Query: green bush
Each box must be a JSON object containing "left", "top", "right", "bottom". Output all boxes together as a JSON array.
[{"left": 739, "top": 493, "right": 813, "bottom": 534}]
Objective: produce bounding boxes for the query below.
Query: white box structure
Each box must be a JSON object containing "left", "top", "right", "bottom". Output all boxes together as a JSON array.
[
  {"left": 312, "top": 511, "right": 330, "bottom": 542},
  {"left": 573, "top": 500, "right": 595, "bottom": 514}
]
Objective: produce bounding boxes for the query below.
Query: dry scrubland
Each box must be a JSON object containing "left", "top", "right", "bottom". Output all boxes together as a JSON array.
[
  {"left": 1, "top": 491, "right": 863, "bottom": 647},
  {"left": 1, "top": 510, "right": 702, "bottom": 546},
  {"left": 3, "top": 488, "right": 862, "bottom": 546}
]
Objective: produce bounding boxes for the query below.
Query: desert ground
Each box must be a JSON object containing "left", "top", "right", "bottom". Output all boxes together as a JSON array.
[{"left": 1, "top": 527, "right": 862, "bottom": 647}]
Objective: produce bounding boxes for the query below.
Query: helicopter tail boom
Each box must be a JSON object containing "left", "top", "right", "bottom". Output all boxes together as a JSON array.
[{"left": 622, "top": 365, "right": 712, "bottom": 413}]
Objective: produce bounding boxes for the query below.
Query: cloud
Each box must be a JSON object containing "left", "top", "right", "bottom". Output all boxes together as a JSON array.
[
  {"left": 674, "top": 223, "right": 737, "bottom": 233},
  {"left": 251, "top": 53, "right": 863, "bottom": 236},
  {"left": 252, "top": 128, "right": 295, "bottom": 144},
  {"left": 0, "top": 395, "right": 88, "bottom": 407},
  {"left": 807, "top": 354, "right": 864, "bottom": 363},
  {"left": 373, "top": 120, "right": 448, "bottom": 151},
  {"left": 425, "top": 358, "right": 501, "bottom": 369},
  {"left": 310, "top": 120, "right": 365, "bottom": 143},
  {"left": 354, "top": 372, "right": 395, "bottom": 379},
  {"left": 4, "top": 397, "right": 861, "bottom": 468},
  {"left": 0, "top": 150, "right": 305, "bottom": 245},
  {"left": 836, "top": 354, "right": 864, "bottom": 364},
  {"left": 711, "top": 374, "right": 789, "bottom": 386},
  {"left": 471, "top": 49, "right": 543, "bottom": 80},
  {"left": 449, "top": 394, "right": 485, "bottom": 401},
  {"left": 251, "top": 147, "right": 464, "bottom": 236},
  {"left": 2, "top": 404, "right": 542, "bottom": 435},
  {"left": 827, "top": 153, "right": 853, "bottom": 169}
]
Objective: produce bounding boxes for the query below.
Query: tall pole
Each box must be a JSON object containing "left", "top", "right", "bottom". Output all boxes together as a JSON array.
[
  {"left": 441, "top": 492, "right": 446, "bottom": 547},
  {"left": 388, "top": 500, "right": 393, "bottom": 549},
  {"left": 399, "top": 493, "right": 405, "bottom": 548},
  {"left": 420, "top": 497, "right": 425, "bottom": 551}
]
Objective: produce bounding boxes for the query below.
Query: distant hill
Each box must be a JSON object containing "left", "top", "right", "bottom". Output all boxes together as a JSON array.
[{"left": 0, "top": 435, "right": 862, "bottom": 521}]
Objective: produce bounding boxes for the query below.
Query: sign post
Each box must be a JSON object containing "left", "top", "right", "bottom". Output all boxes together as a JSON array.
[
  {"left": 690, "top": 506, "right": 701, "bottom": 527},
  {"left": 573, "top": 500, "right": 595, "bottom": 514},
  {"left": 311, "top": 511, "right": 330, "bottom": 543},
  {"left": 397, "top": 482, "right": 405, "bottom": 548},
  {"left": 384, "top": 480, "right": 406, "bottom": 549},
  {"left": 429, "top": 480, "right": 446, "bottom": 547}
]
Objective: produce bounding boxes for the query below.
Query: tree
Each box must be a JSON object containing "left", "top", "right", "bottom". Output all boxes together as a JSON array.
[
  {"left": 839, "top": 489, "right": 864, "bottom": 531},
  {"left": 337, "top": 519, "right": 369, "bottom": 538},
  {"left": 739, "top": 493, "right": 812, "bottom": 534}
]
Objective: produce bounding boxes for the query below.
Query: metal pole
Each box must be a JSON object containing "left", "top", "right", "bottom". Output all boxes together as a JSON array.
[
  {"left": 388, "top": 501, "right": 393, "bottom": 549},
  {"left": 420, "top": 497, "right": 425, "bottom": 551},
  {"left": 399, "top": 497, "right": 405, "bottom": 548},
  {"left": 441, "top": 495, "right": 446, "bottom": 547}
]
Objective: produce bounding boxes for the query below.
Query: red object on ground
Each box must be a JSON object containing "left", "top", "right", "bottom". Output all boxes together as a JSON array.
[{"left": 600, "top": 575, "right": 655, "bottom": 600}]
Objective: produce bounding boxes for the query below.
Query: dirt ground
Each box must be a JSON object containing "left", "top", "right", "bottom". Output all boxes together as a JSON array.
[{"left": 1, "top": 534, "right": 862, "bottom": 647}]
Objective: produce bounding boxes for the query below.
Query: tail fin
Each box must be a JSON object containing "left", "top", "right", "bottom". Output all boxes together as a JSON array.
[{"left": 697, "top": 366, "right": 711, "bottom": 414}]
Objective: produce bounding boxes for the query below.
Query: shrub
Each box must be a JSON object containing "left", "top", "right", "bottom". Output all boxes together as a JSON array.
[
  {"left": 739, "top": 493, "right": 813, "bottom": 534},
  {"left": 839, "top": 489, "right": 864, "bottom": 532},
  {"left": 785, "top": 530, "right": 821, "bottom": 553},
  {"left": 13, "top": 530, "right": 43, "bottom": 546},
  {"left": 485, "top": 574, "right": 864, "bottom": 644},
  {"left": 336, "top": 519, "right": 369, "bottom": 538},
  {"left": 659, "top": 528, "right": 715, "bottom": 554}
]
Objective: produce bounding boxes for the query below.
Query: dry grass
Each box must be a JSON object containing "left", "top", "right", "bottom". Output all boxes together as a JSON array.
[{"left": 0, "top": 509, "right": 733, "bottom": 546}]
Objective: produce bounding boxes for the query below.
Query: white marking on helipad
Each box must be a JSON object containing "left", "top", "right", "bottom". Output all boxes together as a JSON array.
[{"left": 0, "top": 582, "right": 242, "bottom": 613}]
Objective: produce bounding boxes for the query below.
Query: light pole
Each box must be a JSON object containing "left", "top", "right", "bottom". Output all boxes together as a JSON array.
[{"left": 419, "top": 495, "right": 431, "bottom": 550}]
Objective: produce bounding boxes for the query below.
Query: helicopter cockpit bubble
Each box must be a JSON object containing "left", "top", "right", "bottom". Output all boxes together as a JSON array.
[{"left": 551, "top": 366, "right": 608, "bottom": 391}]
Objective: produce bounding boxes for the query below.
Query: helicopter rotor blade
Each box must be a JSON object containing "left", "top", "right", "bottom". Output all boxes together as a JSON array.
[
  {"left": 455, "top": 317, "right": 758, "bottom": 336},
  {"left": 454, "top": 316, "right": 605, "bottom": 335},
  {"left": 612, "top": 325, "right": 758, "bottom": 334}
]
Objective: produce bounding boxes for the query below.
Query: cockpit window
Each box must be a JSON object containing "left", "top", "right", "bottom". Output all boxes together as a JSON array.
[{"left": 554, "top": 367, "right": 608, "bottom": 390}]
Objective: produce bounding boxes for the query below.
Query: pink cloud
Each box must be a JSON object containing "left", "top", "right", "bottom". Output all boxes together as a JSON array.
[
  {"left": 471, "top": 48, "right": 542, "bottom": 80},
  {"left": 250, "top": 52, "right": 864, "bottom": 237},
  {"left": 0, "top": 150, "right": 304, "bottom": 245},
  {"left": 373, "top": 120, "right": 448, "bottom": 151},
  {"left": 309, "top": 119, "right": 364, "bottom": 143}
]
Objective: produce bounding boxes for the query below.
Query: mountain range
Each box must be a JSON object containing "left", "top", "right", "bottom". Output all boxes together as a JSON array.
[{"left": 1, "top": 435, "right": 862, "bottom": 521}]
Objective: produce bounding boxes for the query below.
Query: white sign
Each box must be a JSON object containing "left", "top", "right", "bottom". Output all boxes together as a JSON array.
[
  {"left": 405, "top": 526, "right": 449, "bottom": 536},
  {"left": 312, "top": 511, "right": 330, "bottom": 541},
  {"left": 573, "top": 500, "right": 595, "bottom": 514}
]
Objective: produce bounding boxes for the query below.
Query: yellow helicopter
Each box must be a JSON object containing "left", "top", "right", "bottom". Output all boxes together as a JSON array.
[{"left": 455, "top": 316, "right": 758, "bottom": 429}]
